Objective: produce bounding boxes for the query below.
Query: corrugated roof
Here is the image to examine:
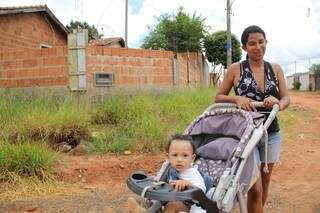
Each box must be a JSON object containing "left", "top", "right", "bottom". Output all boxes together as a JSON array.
[{"left": 0, "top": 5, "right": 69, "bottom": 35}]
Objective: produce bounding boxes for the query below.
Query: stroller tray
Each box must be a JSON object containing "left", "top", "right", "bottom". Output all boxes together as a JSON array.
[{"left": 127, "top": 171, "right": 219, "bottom": 212}]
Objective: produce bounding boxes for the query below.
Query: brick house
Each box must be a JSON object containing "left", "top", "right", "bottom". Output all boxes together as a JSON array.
[{"left": 0, "top": 5, "right": 68, "bottom": 51}]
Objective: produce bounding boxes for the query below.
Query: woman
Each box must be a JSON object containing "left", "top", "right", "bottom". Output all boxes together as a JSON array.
[{"left": 215, "top": 25, "right": 290, "bottom": 213}]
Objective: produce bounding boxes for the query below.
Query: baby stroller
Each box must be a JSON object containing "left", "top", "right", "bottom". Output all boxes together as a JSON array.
[{"left": 127, "top": 102, "right": 279, "bottom": 213}]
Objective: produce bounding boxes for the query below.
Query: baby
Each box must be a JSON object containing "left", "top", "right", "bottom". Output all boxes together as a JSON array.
[
  {"left": 128, "top": 134, "right": 210, "bottom": 213},
  {"left": 162, "top": 134, "right": 208, "bottom": 213}
]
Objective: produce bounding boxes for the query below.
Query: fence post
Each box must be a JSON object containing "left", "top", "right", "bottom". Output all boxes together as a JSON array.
[
  {"left": 172, "top": 58, "right": 179, "bottom": 86},
  {"left": 67, "top": 29, "right": 88, "bottom": 91}
]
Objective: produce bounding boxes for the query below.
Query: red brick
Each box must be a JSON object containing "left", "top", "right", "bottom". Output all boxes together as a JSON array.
[
  {"left": 48, "top": 48, "right": 57, "bottom": 56},
  {"left": 119, "top": 48, "right": 128, "bottom": 56},
  {"left": 125, "top": 48, "right": 133, "bottom": 57},
  {"left": 41, "top": 48, "right": 50, "bottom": 57},
  {"left": 142, "top": 50, "right": 150, "bottom": 58},
  {"left": 163, "top": 51, "right": 174, "bottom": 58},
  {"left": 103, "top": 47, "right": 111, "bottom": 56},
  {"left": 111, "top": 48, "right": 120, "bottom": 56},
  {"left": 95, "top": 46, "right": 103, "bottom": 55},
  {"left": 56, "top": 46, "right": 65, "bottom": 56},
  {"left": 22, "top": 59, "right": 38, "bottom": 67}
]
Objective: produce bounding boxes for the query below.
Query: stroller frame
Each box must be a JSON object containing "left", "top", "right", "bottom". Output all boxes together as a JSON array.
[{"left": 127, "top": 102, "right": 279, "bottom": 213}]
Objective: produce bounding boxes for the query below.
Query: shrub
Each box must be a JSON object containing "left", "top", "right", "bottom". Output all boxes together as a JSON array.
[
  {"left": 293, "top": 81, "right": 301, "bottom": 90},
  {"left": 0, "top": 141, "right": 57, "bottom": 182}
]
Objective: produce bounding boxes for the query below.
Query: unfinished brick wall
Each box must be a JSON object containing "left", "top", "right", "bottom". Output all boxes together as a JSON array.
[
  {"left": 176, "top": 52, "right": 203, "bottom": 87},
  {"left": 0, "top": 47, "right": 68, "bottom": 88},
  {"left": 86, "top": 47, "right": 174, "bottom": 88},
  {"left": 0, "top": 46, "right": 207, "bottom": 90},
  {"left": 86, "top": 47, "right": 207, "bottom": 89},
  {"left": 0, "top": 13, "right": 66, "bottom": 51}
]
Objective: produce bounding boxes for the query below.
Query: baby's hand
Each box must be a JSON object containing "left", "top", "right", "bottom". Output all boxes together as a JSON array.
[{"left": 169, "top": 180, "right": 192, "bottom": 191}]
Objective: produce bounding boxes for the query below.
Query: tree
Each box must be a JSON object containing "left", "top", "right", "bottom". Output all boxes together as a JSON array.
[
  {"left": 141, "top": 7, "right": 207, "bottom": 52},
  {"left": 309, "top": 63, "right": 320, "bottom": 75},
  {"left": 204, "top": 30, "right": 241, "bottom": 68},
  {"left": 66, "top": 20, "right": 103, "bottom": 41}
]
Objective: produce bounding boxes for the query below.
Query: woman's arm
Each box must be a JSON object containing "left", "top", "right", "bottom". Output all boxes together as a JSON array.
[
  {"left": 273, "top": 63, "right": 290, "bottom": 111},
  {"left": 215, "top": 63, "right": 256, "bottom": 111},
  {"left": 215, "top": 63, "right": 238, "bottom": 103}
]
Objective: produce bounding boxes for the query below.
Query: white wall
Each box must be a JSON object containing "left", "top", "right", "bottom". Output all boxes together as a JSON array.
[
  {"left": 299, "top": 73, "right": 309, "bottom": 90},
  {"left": 286, "top": 76, "right": 294, "bottom": 89}
]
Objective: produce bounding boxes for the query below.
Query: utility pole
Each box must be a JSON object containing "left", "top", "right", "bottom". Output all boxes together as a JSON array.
[
  {"left": 125, "top": 0, "right": 128, "bottom": 48},
  {"left": 226, "top": 0, "right": 232, "bottom": 68}
]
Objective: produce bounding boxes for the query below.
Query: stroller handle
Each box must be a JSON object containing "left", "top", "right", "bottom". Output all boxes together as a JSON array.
[
  {"left": 206, "top": 102, "right": 280, "bottom": 130},
  {"left": 252, "top": 102, "right": 280, "bottom": 130}
]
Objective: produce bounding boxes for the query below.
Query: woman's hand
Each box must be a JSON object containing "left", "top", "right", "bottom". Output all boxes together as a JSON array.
[
  {"left": 169, "top": 180, "right": 192, "bottom": 191},
  {"left": 263, "top": 96, "right": 279, "bottom": 109},
  {"left": 235, "top": 96, "right": 256, "bottom": 111}
]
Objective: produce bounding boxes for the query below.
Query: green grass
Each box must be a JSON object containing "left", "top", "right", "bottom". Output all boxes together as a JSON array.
[
  {"left": 0, "top": 87, "right": 216, "bottom": 180},
  {"left": 0, "top": 93, "right": 91, "bottom": 143},
  {"left": 90, "top": 87, "right": 216, "bottom": 153},
  {"left": 0, "top": 141, "right": 58, "bottom": 181}
]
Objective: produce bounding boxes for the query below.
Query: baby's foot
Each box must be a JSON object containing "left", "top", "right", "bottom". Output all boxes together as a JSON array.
[{"left": 127, "top": 196, "right": 146, "bottom": 213}]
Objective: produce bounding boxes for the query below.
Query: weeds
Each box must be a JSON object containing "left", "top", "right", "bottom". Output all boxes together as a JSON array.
[
  {"left": 0, "top": 87, "right": 216, "bottom": 157},
  {"left": 90, "top": 87, "right": 216, "bottom": 153},
  {"left": 0, "top": 141, "right": 57, "bottom": 181}
]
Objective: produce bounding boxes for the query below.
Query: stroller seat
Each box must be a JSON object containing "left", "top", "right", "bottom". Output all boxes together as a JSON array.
[
  {"left": 127, "top": 170, "right": 220, "bottom": 212},
  {"left": 127, "top": 103, "right": 279, "bottom": 213}
]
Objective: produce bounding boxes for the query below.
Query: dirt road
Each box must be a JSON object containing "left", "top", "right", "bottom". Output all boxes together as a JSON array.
[{"left": 0, "top": 91, "right": 319, "bottom": 213}]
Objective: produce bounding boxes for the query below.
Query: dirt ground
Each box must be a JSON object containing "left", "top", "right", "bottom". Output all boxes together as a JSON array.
[{"left": 0, "top": 91, "right": 320, "bottom": 213}]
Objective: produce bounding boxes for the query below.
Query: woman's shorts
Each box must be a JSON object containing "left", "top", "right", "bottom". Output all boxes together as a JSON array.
[{"left": 256, "top": 131, "right": 282, "bottom": 164}]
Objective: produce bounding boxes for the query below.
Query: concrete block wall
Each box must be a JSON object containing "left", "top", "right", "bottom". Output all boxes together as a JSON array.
[
  {"left": 0, "top": 13, "right": 66, "bottom": 51},
  {"left": 177, "top": 52, "right": 202, "bottom": 87},
  {"left": 0, "top": 46, "right": 207, "bottom": 91},
  {"left": 0, "top": 47, "right": 68, "bottom": 88},
  {"left": 86, "top": 47, "right": 175, "bottom": 88}
]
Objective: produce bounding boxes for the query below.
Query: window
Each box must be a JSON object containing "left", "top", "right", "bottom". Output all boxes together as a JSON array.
[
  {"left": 94, "top": 73, "right": 113, "bottom": 86},
  {"left": 40, "top": 43, "right": 52, "bottom": 48}
]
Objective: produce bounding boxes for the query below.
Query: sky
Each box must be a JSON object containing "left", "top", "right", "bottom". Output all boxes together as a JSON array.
[{"left": 1, "top": 0, "right": 320, "bottom": 75}]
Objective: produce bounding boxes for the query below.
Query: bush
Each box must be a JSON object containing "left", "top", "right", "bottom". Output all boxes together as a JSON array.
[
  {"left": 0, "top": 141, "right": 57, "bottom": 182},
  {"left": 293, "top": 81, "right": 301, "bottom": 90},
  {"left": 0, "top": 93, "right": 91, "bottom": 145}
]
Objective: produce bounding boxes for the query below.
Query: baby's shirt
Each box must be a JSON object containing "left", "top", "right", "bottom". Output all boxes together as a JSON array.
[{"left": 177, "top": 167, "right": 206, "bottom": 192}]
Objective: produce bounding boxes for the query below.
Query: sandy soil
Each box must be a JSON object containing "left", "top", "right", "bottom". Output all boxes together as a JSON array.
[{"left": 0, "top": 91, "right": 319, "bottom": 213}]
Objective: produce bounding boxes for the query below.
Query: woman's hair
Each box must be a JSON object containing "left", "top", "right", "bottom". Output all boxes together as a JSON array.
[
  {"left": 241, "top": 25, "right": 266, "bottom": 46},
  {"left": 166, "top": 134, "right": 196, "bottom": 154}
]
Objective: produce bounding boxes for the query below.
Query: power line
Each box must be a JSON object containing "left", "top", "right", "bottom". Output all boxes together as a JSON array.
[{"left": 125, "top": 0, "right": 128, "bottom": 47}]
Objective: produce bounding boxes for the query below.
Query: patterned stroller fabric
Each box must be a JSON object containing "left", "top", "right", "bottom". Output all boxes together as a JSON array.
[
  {"left": 126, "top": 104, "right": 271, "bottom": 213},
  {"left": 185, "top": 107, "right": 264, "bottom": 192}
]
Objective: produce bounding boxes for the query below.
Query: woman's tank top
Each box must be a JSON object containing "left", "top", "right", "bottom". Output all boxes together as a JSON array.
[{"left": 234, "top": 60, "right": 280, "bottom": 133}]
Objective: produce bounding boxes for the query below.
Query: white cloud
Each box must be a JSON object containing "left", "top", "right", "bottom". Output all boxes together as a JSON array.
[{"left": 1, "top": 0, "right": 320, "bottom": 75}]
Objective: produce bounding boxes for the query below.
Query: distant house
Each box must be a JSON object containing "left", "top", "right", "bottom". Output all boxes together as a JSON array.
[
  {"left": 286, "top": 75, "right": 294, "bottom": 89},
  {"left": 89, "top": 37, "right": 125, "bottom": 48},
  {"left": 286, "top": 72, "right": 316, "bottom": 91},
  {"left": 298, "top": 72, "right": 310, "bottom": 90},
  {"left": 0, "top": 5, "right": 69, "bottom": 51}
]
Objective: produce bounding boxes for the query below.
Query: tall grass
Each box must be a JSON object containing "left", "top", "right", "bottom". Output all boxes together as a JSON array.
[
  {"left": 0, "top": 88, "right": 216, "bottom": 182},
  {"left": 0, "top": 93, "right": 91, "bottom": 143},
  {"left": 0, "top": 87, "right": 216, "bottom": 154},
  {"left": 0, "top": 141, "right": 57, "bottom": 181},
  {"left": 90, "top": 87, "right": 216, "bottom": 153}
]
